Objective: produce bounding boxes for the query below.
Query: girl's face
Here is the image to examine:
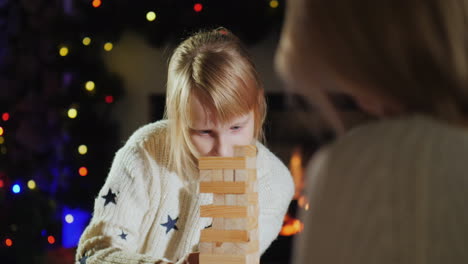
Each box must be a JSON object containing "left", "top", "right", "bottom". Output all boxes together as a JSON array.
[{"left": 189, "top": 96, "right": 255, "bottom": 157}]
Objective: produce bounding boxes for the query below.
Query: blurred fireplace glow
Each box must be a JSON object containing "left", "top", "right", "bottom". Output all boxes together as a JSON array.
[
  {"left": 280, "top": 214, "right": 304, "bottom": 236},
  {"left": 280, "top": 146, "right": 308, "bottom": 236}
]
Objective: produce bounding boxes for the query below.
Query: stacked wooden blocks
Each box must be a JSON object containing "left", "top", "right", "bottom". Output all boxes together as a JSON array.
[{"left": 198, "top": 145, "right": 259, "bottom": 264}]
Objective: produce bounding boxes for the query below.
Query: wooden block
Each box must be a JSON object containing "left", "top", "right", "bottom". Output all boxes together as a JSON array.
[
  {"left": 234, "top": 169, "right": 247, "bottom": 181},
  {"left": 246, "top": 253, "right": 260, "bottom": 264},
  {"left": 249, "top": 228, "right": 259, "bottom": 242},
  {"left": 236, "top": 193, "right": 258, "bottom": 206},
  {"left": 225, "top": 217, "right": 246, "bottom": 230},
  {"left": 246, "top": 156, "right": 256, "bottom": 169},
  {"left": 200, "top": 205, "right": 247, "bottom": 218},
  {"left": 200, "top": 170, "right": 212, "bottom": 182},
  {"left": 248, "top": 204, "right": 259, "bottom": 218},
  {"left": 225, "top": 194, "right": 237, "bottom": 205},
  {"left": 224, "top": 169, "right": 234, "bottom": 181},
  {"left": 224, "top": 217, "right": 257, "bottom": 230},
  {"left": 213, "top": 217, "right": 224, "bottom": 229},
  {"left": 213, "top": 194, "right": 225, "bottom": 205},
  {"left": 200, "top": 253, "right": 246, "bottom": 264},
  {"left": 200, "top": 181, "right": 247, "bottom": 194},
  {"left": 233, "top": 145, "right": 257, "bottom": 157},
  {"left": 199, "top": 242, "right": 213, "bottom": 254},
  {"left": 247, "top": 169, "right": 257, "bottom": 181},
  {"left": 200, "top": 229, "right": 249, "bottom": 243},
  {"left": 199, "top": 157, "right": 247, "bottom": 170},
  {"left": 212, "top": 169, "right": 223, "bottom": 181},
  {"left": 212, "top": 240, "right": 259, "bottom": 255}
]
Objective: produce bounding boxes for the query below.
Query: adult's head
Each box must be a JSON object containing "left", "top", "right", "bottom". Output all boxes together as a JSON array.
[{"left": 275, "top": 0, "right": 468, "bottom": 132}]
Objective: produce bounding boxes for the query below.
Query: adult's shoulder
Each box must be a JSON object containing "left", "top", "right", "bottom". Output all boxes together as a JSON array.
[{"left": 308, "top": 114, "right": 468, "bottom": 182}]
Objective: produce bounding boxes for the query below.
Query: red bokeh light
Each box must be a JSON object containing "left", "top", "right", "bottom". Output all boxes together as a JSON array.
[
  {"left": 105, "top": 95, "right": 114, "bottom": 104},
  {"left": 194, "top": 3, "right": 203, "bottom": 12},
  {"left": 5, "top": 238, "right": 12, "bottom": 247},
  {"left": 2, "top": 113, "right": 9, "bottom": 121},
  {"left": 47, "top": 236, "right": 55, "bottom": 244}
]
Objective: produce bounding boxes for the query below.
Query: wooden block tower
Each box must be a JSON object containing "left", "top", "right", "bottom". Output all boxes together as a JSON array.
[{"left": 198, "top": 145, "right": 259, "bottom": 264}]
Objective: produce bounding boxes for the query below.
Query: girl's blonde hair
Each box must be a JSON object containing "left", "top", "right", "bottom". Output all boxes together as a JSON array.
[
  {"left": 281, "top": 0, "right": 468, "bottom": 129},
  {"left": 164, "top": 28, "right": 266, "bottom": 182}
]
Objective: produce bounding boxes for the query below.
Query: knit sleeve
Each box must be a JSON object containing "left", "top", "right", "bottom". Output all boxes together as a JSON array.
[
  {"left": 257, "top": 151, "right": 294, "bottom": 254},
  {"left": 75, "top": 145, "right": 172, "bottom": 264}
]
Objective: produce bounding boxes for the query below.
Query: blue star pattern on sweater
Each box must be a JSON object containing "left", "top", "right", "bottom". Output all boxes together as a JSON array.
[
  {"left": 79, "top": 256, "right": 88, "bottom": 264},
  {"left": 118, "top": 230, "right": 128, "bottom": 240},
  {"left": 161, "top": 215, "right": 179, "bottom": 234},
  {"left": 101, "top": 188, "right": 117, "bottom": 206}
]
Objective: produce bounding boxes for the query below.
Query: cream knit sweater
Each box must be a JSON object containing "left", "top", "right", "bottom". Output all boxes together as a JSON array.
[
  {"left": 76, "top": 120, "right": 294, "bottom": 264},
  {"left": 294, "top": 114, "right": 468, "bottom": 264}
]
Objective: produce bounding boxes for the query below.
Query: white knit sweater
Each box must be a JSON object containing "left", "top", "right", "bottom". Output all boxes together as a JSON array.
[
  {"left": 294, "top": 114, "right": 468, "bottom": 264},
  {"left": 76, "top": 120, "right": 294, "bottom": 264}
]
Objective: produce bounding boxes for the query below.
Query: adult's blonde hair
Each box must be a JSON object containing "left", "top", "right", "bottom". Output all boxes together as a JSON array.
[
  {"left": 280, "top": 0, "right": 468, "bottom": 129},
  {"left": 164, "top": 28, "right": 266, "bottom": 182}
]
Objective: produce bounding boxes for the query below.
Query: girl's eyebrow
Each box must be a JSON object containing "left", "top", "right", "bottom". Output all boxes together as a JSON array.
[{"left": 232, "top": 116, "right": 250, "bottom": 126}]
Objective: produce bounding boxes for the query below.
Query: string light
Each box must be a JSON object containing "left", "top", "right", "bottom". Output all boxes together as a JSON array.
[
  {"left": 65, "top": 214, "right": 74, "bottom": 224},
  {"left": 27, "top": 180, "right": 36, "bottom": 190},
  {"left": 5, "top": 238, "right": 12, "bottom": 247},
  {"left": 78, "top": 145, "right": 88, "bottom": 155},
  {"left": 269, "top": 0, "right": 279, "bottom": 8},
  {"left": 194, "top": 3, "right": 203, "bottom": 12},
  {"left": 12, "top": 184, "right": 21, "bottom": 194},
  {"left": 0, "top": 136, "right": 4, "bottom": 144},
  {"left": 85, "top": 81, "right": 95, "bottom": 92},
  {"left": 105, "top": 95, "right": 114, "bottom": 104},
  {"left": 2, "top": 112, "right": 9, "bottom": 121},
  {"left": 59, "top": 46, "right": 69, "bottom": 57},
  {"left": 68, "top": 108, "right": 78, "bottom": 119},
  {"left": 92, "top": 0, "right": 101, "bottom": 8},
  {"left": 82, "top": 37, "right": 92, "bottom": 46},
  {"left": 0, "top": 126, "right": 4, "bottom": 136},
  {"left": 47, "top": 236, "right": 56, "bottom": 244},
  {"left": 79, "top": 167, "right": 88, "bottom": 177},
  {"left": 104, "top": 42, "right": 113, "bottom": 51},
  {"left": 146, "top": 11, "right": 156, "bottom": 22}
]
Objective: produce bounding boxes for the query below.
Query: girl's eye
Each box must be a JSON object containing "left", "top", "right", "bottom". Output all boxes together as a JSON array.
[
  {"left": 231, "top": 126, "right": 241, "bottom": 131},
  {"left": 199, "top": 130, "right": 211, "bottom": 135}
]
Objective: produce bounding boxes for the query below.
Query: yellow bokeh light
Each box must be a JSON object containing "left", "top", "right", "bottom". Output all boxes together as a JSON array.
[
  {"left": 0, "top": 136, "right": 4, "bottom": 144},
  {"left": 104, "top": 42, "right": 113, "bottom": 51},
  {"left": 78, "top": 145, "right": 88, "bottom": 155},
  {"left": 68, "top": 108, "right": 78, "bottom": 119},
  {"left": 59, "top": 46, "right": 69, "bottom": 57},
  {"left": 1, "top": 146, "right": 7, "bottom": 154},
  {"left": 28, "top": 180, "right": 36, "bottom": 190},
  {"left": 85, "top": 81, "right": 95, "bottom": 91},
  {"left": 270, "top": 0, "right": 279, "bottom": 8},
  {"left": 146, "top": 11, "right": 156, "bottom": 22},
  {"left": 82, "top": 37, "right": 92, "bottom": 46}
]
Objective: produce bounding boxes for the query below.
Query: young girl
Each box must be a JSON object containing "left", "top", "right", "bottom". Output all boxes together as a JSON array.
[
  {"left": 75, "top": 28, "right": 294, "bottom": 264},
  {"left": 275, "top": 0, "right": 468, "bottom": 263}
]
